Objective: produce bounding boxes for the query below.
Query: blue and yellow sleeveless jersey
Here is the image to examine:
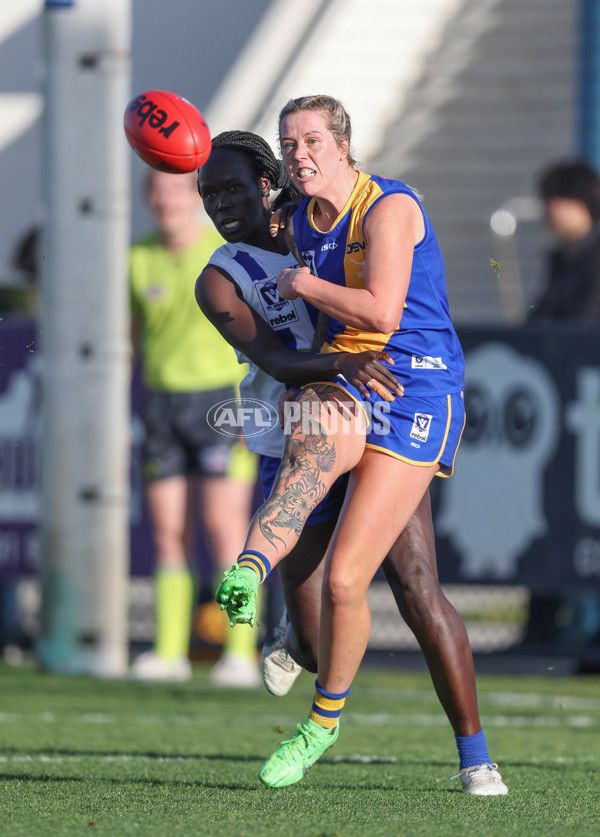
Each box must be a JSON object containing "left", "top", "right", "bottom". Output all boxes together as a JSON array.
[{"left": 292, "top": 171, "right": 465, "bottom": 397}]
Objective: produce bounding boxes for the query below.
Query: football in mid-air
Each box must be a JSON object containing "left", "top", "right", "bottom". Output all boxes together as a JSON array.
[{"left": 124, "top": 90, "right": 212, "bottom": 173}]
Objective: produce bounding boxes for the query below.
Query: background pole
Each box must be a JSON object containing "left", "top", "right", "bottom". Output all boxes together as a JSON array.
[
  {"left": 579, "top": 0, "right": 600, "bottom": 167},
  {"left": 38, "top": 0, "right": 132, "bottom": 676}
]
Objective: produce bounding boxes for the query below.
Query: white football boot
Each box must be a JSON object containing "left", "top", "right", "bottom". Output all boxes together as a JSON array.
[
  {"left": 130, "top": 650, "right": 192, "bottom": 683},
  {"left": 209, "top": 652, "right": 261, "bottom": 688},
  {"left": 456, "top": 763, "right": 508, "bottom": 795},
  {"left": 261, "top": 609, "right": 303, "bottom": 697}
]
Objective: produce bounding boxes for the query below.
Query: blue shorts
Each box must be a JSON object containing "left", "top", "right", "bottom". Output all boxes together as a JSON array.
[
  {"left": 259, "top": 454, "right": 348, "bottom": 524},
  {"left": 305, "top": 376, "right": 465, "bottom": 478}
]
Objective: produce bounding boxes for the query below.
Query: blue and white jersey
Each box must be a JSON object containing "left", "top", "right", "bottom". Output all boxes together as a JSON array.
[{"left": 207, "top": 242, "right": 318, "bottom": 457}]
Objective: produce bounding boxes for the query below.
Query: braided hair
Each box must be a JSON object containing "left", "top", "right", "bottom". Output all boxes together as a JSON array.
[{"left": 207, "top": 130, "right": 301, "bottom": 209}]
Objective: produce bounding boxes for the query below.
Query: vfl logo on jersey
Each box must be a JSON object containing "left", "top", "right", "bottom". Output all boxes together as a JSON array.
[
  {"left": 258, "top": 280, "right": 286, "bottom": 310},
  {"left": 256, "top": 278, "right": 299, "bottom": 329},
  {"left": 411, "top": 355, "right": 448, "bottom": 370},
  {"left": 346, "top": 240, "right": 366, "bottom": 254},
  {"left": 410, "top": 413, "right": 433, "bottom": 443},
  {"left": 301, "top": 250, "right": 316, "bottom": 273}
]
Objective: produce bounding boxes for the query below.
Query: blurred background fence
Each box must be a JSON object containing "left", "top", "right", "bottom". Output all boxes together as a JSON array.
[{"left": 1, "top": 0, "right": 599, "bottom": 670}]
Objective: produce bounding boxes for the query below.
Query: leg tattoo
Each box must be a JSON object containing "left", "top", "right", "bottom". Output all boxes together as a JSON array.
[{"left": 257, "top": 394, "right": 338, "bottom": 551}]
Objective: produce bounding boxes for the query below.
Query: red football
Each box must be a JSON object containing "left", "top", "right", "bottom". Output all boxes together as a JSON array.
[{"left": 123, "top": 90, "right": 212, "bottom": 173}]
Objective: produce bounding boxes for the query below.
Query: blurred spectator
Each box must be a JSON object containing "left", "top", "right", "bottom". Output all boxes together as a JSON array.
[
  {"left": 529, "top": 158, "right": 600, "bottom": 320},
  {"left": 129, "top": 170, "right": 259, "bottom": 686},
  {"left": 0, "top": 226, "right": 40, "bottom": 661},
  {"left": 525, "top": 158, "right": 600, "bottom": 651},
  {"left": 0, "top": 226, "right": 39, "bottom": 314},
  {"left": 13, "top": 227, "right": 39, "bottom": 276}
]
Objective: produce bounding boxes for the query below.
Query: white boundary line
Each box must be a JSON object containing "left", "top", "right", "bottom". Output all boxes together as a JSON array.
[
  {"left": 0, "top": 752, "right": 597, "bottom": 765},
  {"left": 1, "top": 711, "right": 598, "bottom": 728}
]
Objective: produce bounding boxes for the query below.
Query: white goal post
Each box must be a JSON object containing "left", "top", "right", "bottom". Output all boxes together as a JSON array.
[{"left": 37, "top": 0, "right": 131, "bottom": 676}]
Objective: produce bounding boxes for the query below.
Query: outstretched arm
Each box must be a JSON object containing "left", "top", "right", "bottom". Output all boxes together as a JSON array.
[{"left": 195, "top": 265, "right": 403, "bottom": 399}]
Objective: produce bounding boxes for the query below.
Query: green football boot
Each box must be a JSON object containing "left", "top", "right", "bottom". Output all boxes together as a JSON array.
[
  {"left": 215, "top": 564, "right": 258, "bottom": 627},
  {"left": 259, "top": 717, "right": 339, "bottom": 788}
]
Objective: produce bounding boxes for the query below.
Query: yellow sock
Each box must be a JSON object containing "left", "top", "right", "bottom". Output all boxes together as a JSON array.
[
  {"left": 155, "top": 567, "right": 194, "bottom": 661},
  {"left": 308, "top": 680, "right": 349, "bottom": 729}
]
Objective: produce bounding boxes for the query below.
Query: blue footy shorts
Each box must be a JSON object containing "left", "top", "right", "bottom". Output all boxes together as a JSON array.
[
  {"left": 304, "top": 376, "right": 466, "bottom": 478},
  {"left": 259, "top": 454, "right": 348, "bottom": 525}
]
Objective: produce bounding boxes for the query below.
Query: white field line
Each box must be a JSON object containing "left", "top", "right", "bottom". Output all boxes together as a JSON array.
[
  {"left": 0, "top": 752, "right": 598, "bottom": 766},
  {"left": 0, "top": 711, "right": 599, "bottom": 728},
  {"left": 485, "top": 691, "right": 600, "bottom": 711},
  {"left": 350, "top": 687, "right": 600, "bottom": 712},
  {"left": 4, "top": 690, "right": 598, "bottom": 721},
  {"left": 342, "top": 714, "right": 598, "bottom": 728}
]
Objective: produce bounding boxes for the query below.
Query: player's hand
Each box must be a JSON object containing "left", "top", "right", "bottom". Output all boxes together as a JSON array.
[
  {"left": 276, "top": 266, "right": 309, "bottom": 300},
  {"left": 270, "top": 204, "right": 306, "bottom": 267},
  {"left": 338, "top": 351, "right": 403, "bottom": 402},
  {"left": 277, "top": 387, "right": 300, "bottom": 429},
  {"left": 269, "top": 202, "right": 299, "bottom": 237}
]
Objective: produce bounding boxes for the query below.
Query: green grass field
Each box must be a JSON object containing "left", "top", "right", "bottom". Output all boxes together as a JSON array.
[{"left": 1, "top": 659, "right": 599, "bottom": 836}]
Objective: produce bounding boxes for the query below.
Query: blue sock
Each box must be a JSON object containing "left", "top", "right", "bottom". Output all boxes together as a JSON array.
[{"left": 455, "top": 729, "right": 491, "bottom": 769}]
